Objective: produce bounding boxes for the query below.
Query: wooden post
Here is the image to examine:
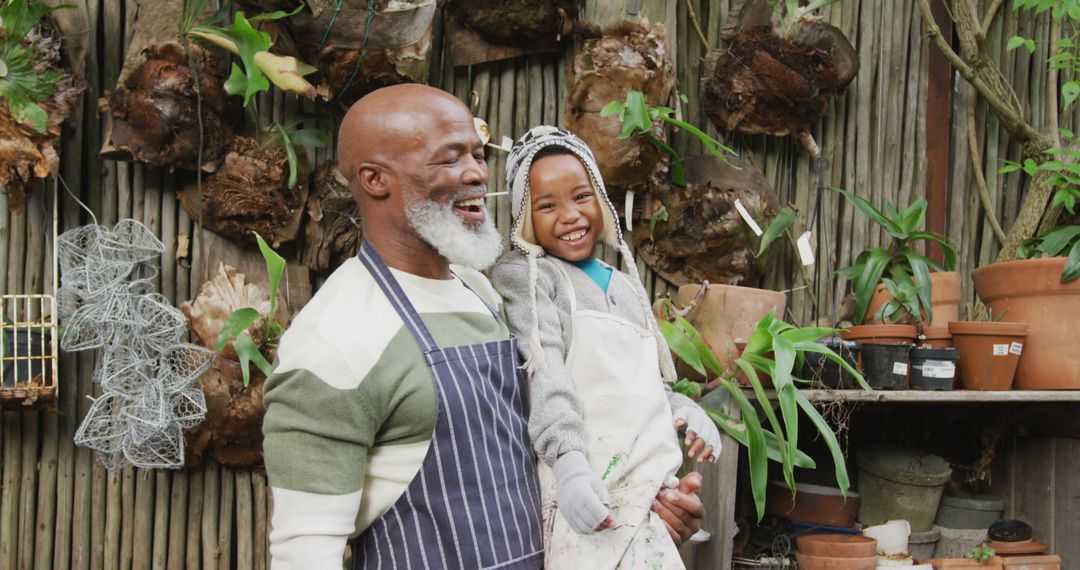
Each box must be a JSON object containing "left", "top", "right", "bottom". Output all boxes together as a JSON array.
[{"left": 925, "top": 0, "right": 952, "bottom": 265}]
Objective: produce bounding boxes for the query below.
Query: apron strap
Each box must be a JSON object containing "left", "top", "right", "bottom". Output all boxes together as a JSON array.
[
  {"left": 450, "top": 270, "right": 503, "bottom": 323},
  {"left": 358, "top": 241, "right": 439, "bottom": 353}
]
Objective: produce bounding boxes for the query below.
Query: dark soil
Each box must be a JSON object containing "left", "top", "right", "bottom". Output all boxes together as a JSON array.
[
  {"left": 179, "top": 136, "right": 308, "bottom": 248},
  {"left": 566, "top": 20, "right": 674, "bottom": 191},
  {"left": 0, "top": 12, "right": 85, "bottom": 210},
  {"left": 632, "top": 155, "right": 781, "bottom": 286},
  {"left": 300, "top": 163, "right": 364, "bottom": 273},
  {"left": 184, "top": 357, "right": 267, "bottom": 470},
  {"left": 105, "top": 42, "right": 235, "bottom": 170},
  {"left": 702, "top": 16, "right": 857, "bottom": 155}
]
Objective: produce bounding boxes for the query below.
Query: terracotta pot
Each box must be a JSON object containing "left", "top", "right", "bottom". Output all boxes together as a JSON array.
[
  {"left": 798, "top": 533, "right": 877, "bottom": 558},
  {"left": 733, "top": 342, "right": 773, "bottom": 388},
  {"left": 676, "top": 284, "right": 786, "bottom": 369},
  {"left": 1000, "top": 555, "right": 1060, "bottom": 570},
  {"left": 796, "top": 552, "right": 878, "bottom": 570},
  {"left": 766, "top": 481, "right": 860, "bottom": 527},
  {"left": 864, "top": 272, "right": 962, "bottom": 326},
  {"left": 842, "top": 324, "right": 917, "bottom": 346},
  {"left": 923, "top": 327, "right": 954, "bottom": 349},
  {"left": 949, "top": 321, "right": 1028, "bottom": 391},
  {"left": 928, "top": 557, "right": 1004, "bottom": 569},
  {"left": 986, "top": 540, "right": 1048, "bottom": 556},
  {"left": 973, "top": 258, "right": 1080, "bottom": 389}
]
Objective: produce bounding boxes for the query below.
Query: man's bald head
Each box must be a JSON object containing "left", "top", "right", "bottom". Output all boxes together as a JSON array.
[{"left": 337, "top": 84, "right": 475, "bottom": 184}]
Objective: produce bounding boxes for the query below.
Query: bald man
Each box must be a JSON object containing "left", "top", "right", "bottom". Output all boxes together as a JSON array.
[{"left": 262, "top": 85, "right": 704, "bottom": 570}]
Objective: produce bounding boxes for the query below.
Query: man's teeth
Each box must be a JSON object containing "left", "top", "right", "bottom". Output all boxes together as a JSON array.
[
  {"left": 455, "top": 197, "right": 485, "bottom": 208},
  {"left": 560, "top": 229, "right": 587, "bottom": 241}
]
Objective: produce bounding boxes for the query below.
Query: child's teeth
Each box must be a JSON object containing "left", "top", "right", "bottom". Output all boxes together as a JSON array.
[{"left": 560, "top": 230, "right": 586, "bottom": 241}]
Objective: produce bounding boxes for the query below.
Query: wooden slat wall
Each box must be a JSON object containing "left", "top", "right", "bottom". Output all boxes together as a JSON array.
[{"left": 0, "top": 1, "right": 1073, "bottom": 568}]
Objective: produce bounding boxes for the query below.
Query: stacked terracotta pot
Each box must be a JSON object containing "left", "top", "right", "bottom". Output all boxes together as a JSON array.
[{"left": 797, "top": 534, "right": 879, "bottom": 570}]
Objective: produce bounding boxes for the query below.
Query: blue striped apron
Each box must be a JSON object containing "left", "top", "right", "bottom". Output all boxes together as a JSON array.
[{"left": 352, "top": 242, "right": 544, "bottom": 570}]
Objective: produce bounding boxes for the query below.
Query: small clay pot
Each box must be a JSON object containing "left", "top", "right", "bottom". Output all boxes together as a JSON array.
[
  {"left": 843, "top": 324, "right": 918, "bottom": 346},
  {"left": 928, "top": 556, "right": 1004, "bottom": 569},
  {"left": 922, "top": 326, "right": 954, "bottom": 349},
  {"left": 798, "top": 534, "right": 877, "bottom": 558},
  {"left": 949, "top": 321, "right": 1028, "bottom": 391},
  {"left": 1001, "top": 555, "right": 1060, "bottom": 569},
  {"left": 766, "top": 481, "right": 860, "bottom": 527},
  {"left": 796, "top": 551, "right": 878, "bottom": 570}
]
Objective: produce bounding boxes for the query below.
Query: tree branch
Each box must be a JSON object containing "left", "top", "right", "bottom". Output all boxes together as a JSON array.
[
  {"left": 966, "top": 86, "right": 1008, "bottom": 244},
  {"left": 981, "top": 0, "right": 1005, "bottom": 35}
]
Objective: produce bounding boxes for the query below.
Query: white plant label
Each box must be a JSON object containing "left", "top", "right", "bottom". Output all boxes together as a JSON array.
[
  {"left": 1009, "top": 342, "right": 1024, "bottom": 355},
  {"left": 734, "top": 199, "right": 763, "bottom": 236},
  {"left": 624, "top": 190, "right": 635, "bottom": 232},
  {"left": 501, "top": 135, "right": 514, "bottom": 150},
  {"left": 797, "top": 231, "right": 815, "bottom": 266},
  {"left": 892, "top": 362, "right": 909, "bottom": 376},
  {"left": 924, "top": 362, "right": 956, "bottom": 379},
  {"left": 993, "top": 344, "right": 1009, "bottom": 356}
]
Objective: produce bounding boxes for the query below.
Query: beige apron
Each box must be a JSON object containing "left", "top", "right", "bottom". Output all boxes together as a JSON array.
[{"left": 538, "top": 261, "right": 685, "bottom": 570}]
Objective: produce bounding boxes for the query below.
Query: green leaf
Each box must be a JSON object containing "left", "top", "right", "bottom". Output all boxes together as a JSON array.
[
  {"left": 191, "top": 12, "right": 274, "bottom": 107},
  {"left": 254, "top": 231, "right": 286, "bottom": 318},
  {"left": 619, "top": 90, "right": 652, "bottom": 138},
  {"left": 1007, "top": 35, "right": 1033, "bottom": 52},
  {"left": 851, "top": 249, "right": 891, "bottom": 325},
  {"left": 999, "top": 162, "right": 1022, "bottom": 174},
  {"left": 703, "top": 406, "right": 816, "bottom": 467},
  {"left": 1064, "top": 81, "right": 1080, "bottom": 110},
  {"left": 794, "top": 391, "right": 851, "bottom": 497},
  {"left": 649, "top": 205, "right": 668, "bottom": 239},
  {"left": 1023, "top": 158, "right": 1039, "bottom": 175},
  {"left": 222, "top": 63, "right": 250, "bottom": 99},
  {"left": 832, "top": 188, "right": 902, "bottom": 236},
  {"left": 645, "top": 134, "right": 686, "bottom": 186},
  {"left": 1063, "top": 238, "right": 1080, "bottom": 282},
  {"left": 247, "top": 3, "right": 303, "bottom": 22},
  {"left": 672, "top": 378, "right": 703, "bottom": 399},
  {"left": 658, "top": 319, "right": 706, "bottom": 377},
  {"left": 273, "top": 122, "right": 300, "bottom": 189},
  {"left": 214, "top": 308, "right": 262, "bottom": 351},
  {"left": 723, "top": 382, "right": 769, "bottom": 520},
  {"left": 599, "top": 100, "right": 624, "bottom": 118},
  {"left": 673, "top": 315, "right": 726, "bottom": 378},
  {"left": 233, "top": 332, "right": 273, "bottom": 387},
  {"left": 757, "top": 208, "right": 795, "bottom": 257},
  {"left": 286, "top": 128, "right": 330, "bottom": 148},
  {"left": 904, "top": 251, "right": 933, "bottom": 323},
  {"left": 1038, "top": 226, "right": 1080, "bottom": 257}
]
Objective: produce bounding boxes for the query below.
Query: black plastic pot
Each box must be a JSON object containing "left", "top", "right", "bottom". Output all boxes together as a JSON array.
[
  {"left": 801, "top": 337, "right": 861, "bottom": 388},
  {"left": 2, "top": 328, "right": 52, "bottom": 387},
  {"left": 861, "top": 343, "right": 910, "bottom": 389},
  {"left": 910, "top": 347, "right": 958, "bottom": 390}
]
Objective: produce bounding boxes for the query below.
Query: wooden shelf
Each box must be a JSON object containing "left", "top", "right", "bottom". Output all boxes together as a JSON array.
[{"left": 745, "top": 389, "right": 1080, "bottom": 403}]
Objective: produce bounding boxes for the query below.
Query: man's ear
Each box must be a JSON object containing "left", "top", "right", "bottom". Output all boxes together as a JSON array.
[{"left": 355, "top": 162, "right": 392, "bottom": 199}]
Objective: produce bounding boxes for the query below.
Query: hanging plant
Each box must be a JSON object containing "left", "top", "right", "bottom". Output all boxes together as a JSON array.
[
  {"left": 300, "top": 162, "right": 363, "bottom": 274},
  {"left": 700, "top": 0, "right": 858, "bottom": 156},
  {"left": 238, "top": 0, "right": 436, "bottom": 105},
  {"left": 180, "top": 234, "right": 289, "bottom": 469},
  {"left": 632, "top": 154, "right": 790, "bottom": 287},
  {"left": 443, "top": 0, "right": 597, "bottom": 66},
  {"left": 565, "top": 18, "right": 674, "bottom": 192},
  {"left": 0, "top": 0, "right": 85, "bottom": 209}
]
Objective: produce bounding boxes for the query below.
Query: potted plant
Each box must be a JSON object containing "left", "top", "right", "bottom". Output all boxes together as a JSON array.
[
  {"left": 660, "top": 307, "right": 871, "bottom": 520},
  {"left": 972, "top": 224, "right": 1080, "bottom": 389},
  {"left": 929, "top": 544, "right": 1003, "bottom": 569}
]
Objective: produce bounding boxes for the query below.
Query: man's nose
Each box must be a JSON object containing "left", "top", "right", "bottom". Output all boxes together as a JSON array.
[{"left": 462, "top": 153, "right": 487, "bottom": 185}]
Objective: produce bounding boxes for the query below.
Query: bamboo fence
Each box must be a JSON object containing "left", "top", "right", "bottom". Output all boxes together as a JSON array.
[{"left": 0, "top": 0, "right": 1073, "bottom": 568}]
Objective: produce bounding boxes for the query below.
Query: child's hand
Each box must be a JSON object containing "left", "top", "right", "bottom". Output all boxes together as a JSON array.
[
  {"left": 672, "top": 405, "right": 723, "bottom": 464},
  {"left": 553, "top": 451, "right": 613, "bottom": 534}
]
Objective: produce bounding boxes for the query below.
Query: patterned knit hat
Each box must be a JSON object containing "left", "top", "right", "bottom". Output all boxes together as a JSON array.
[{"left": 505, "top": 126, "right": 677, "bottom": 382}]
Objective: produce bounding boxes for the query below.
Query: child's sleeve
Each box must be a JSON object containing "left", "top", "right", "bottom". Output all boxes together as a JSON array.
[{"left": 491, "top": 256, "right": 587, "bottom": 467}]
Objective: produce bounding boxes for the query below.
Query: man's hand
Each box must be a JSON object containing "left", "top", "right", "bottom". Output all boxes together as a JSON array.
[{"left": 652, "top": 472, "right": 705, "bottom": 547}]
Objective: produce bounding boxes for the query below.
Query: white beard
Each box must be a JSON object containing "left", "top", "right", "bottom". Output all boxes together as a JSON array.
[{"left": 403, "top": 188, "right": 503, "bottom": 271}]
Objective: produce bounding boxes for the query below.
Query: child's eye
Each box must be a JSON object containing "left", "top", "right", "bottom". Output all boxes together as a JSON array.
[
  {"left": 574, "top": 192, "right": 593, "bottom": 201},
  {"left": 536, "top": 203, "right": 555, "bottom": 211}
]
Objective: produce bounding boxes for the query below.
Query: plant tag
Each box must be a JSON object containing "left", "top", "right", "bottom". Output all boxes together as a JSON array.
[
  {"left": 734, "top": 199, "right": 763, "bottom": 236},
  {"left": 923, "top": 362, "right": 956, "bottom": 379},
  {"left": 1010, "top": 342, "right": 1023, "bottom": 355},
  {"left": 501, "top": 135, "right": 513, "bottom": 150},
  {"left": 993, "top": 344, "right": 1009, "bottom": 356},
  {"left": 625, "top": 190, "right": 635, "bottom": 232},
  {"left": 796, "top": 231, "right": 815, "bottom": 266},
  {"left": 892, "top": 362, "right": 908, "bottom": 376}
]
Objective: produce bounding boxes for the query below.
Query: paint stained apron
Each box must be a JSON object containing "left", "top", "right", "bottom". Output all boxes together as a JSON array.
[
  {"left": 539, "top": 261, "right": 685, "bottom": 570},
  {"left": 351, "top": 242, "right": 544, "bottom": 570}
]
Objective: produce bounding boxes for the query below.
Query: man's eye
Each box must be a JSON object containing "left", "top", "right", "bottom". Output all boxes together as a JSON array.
[{"left": 473, "top": 153, "right": 486, "bottom": 162}]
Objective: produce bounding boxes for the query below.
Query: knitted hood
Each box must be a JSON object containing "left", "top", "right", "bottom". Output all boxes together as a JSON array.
[{"left": 504, "top": 126, "right": 677, "bottom": 382}]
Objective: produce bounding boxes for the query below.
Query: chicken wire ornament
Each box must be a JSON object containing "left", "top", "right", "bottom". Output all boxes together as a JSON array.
[{"left": 58, "top": 219, "right": 212, "bottom": 470}]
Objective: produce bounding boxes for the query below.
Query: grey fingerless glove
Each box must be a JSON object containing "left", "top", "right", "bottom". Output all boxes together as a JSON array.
[
  {"left": 672, "top": 403, "right": 723, "bottom": 459},
  {"left": 553, "top": 450, "right": 611, "bottom": 534}
]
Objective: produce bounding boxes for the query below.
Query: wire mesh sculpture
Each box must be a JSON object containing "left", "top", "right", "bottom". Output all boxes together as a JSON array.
[{"left": 58, "top": 219, "right": 211, "bottom": 470}]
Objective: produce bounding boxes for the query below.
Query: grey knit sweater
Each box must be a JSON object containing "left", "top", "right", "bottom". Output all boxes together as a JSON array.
[{"left": 491, "top": 250, "right": 696, "bottom": 467}]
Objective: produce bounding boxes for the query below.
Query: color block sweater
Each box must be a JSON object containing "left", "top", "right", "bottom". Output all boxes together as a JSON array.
[{"left": 262, "top": 257, "right": 508, "bottom": 570}]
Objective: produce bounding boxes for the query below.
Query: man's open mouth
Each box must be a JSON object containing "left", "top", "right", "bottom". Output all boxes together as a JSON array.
[{"left": 452, "top": 196, "right": 487, "bottom": 222}]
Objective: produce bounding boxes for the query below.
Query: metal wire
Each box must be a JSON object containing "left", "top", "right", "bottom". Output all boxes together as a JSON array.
[{"left": 60, "top": 219, "right": 211, "bottom": 471}]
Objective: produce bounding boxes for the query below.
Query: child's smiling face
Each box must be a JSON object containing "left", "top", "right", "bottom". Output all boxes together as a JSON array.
[{"left": 529, "top": 153, "right": 605, "bottom": 262}]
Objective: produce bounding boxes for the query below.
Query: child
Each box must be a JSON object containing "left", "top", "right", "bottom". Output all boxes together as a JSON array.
[{"left": 492, "top": 126, "right": 722, "bottom": 569}]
